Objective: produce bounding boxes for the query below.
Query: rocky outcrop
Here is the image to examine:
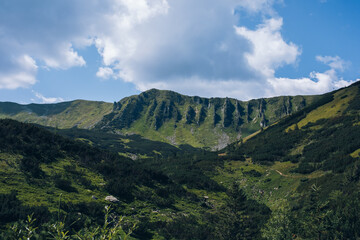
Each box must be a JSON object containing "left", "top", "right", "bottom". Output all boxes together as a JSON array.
[{"left": 105, "top": 195, "right": 119, "bottom": 203}]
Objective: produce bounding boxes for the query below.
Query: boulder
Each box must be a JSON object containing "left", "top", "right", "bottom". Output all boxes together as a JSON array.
[{"left": 105, "top": 195, "right": 119, "bottom": 203}]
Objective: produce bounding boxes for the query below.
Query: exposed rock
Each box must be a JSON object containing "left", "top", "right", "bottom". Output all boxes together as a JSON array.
[
  {"left": 128, "top": 153, "right": 138, "bottom": 161},
  {"left": 167, "top": 134, "right": 177, "bottom": 145},
  {"left": 212, "top": 132, "right": 230, "bottom": 151},
  {"left": 105, "top": 195, "right": 119, "bottom": 202}
]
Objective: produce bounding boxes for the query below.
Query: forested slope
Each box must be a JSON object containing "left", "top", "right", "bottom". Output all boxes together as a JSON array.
[{"left": 216, "top": 81, "right": 360, "bottom": 239}]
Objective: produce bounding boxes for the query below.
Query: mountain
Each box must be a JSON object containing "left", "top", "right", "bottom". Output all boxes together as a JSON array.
[
  {"left": 1, "top": 82, "right": 360, "bottom": 239},
  {"left": 215, "top": 81, "right": 360, "bottom": 238},
  {"left": 0, "top": 100, "right": 112, "bottom": 129},
  {"left": 227, "top": 81, "right": 360, "bottom": 172},
  {"left": 96, "top": 89, "right": 318, "bottom": 149},
  {"left": 0, "top": 90, "right": 318, "bottom": 150}
]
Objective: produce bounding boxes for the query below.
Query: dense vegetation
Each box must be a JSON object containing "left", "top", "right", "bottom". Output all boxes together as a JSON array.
[
  {"left": 228, "top": 82, "right": 360, "bottom": 174},
  {"left": 223, "top": 81, "right": 360, "bottom": 239},
  {"left": 1, "top": 82, "right": 360, "bottom": 239},
  {"left": 0, "top": 119, "right": 270, "bottom": 239}
]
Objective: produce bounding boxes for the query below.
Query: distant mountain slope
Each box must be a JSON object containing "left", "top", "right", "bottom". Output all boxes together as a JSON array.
[
  {"left": 217, "top": 81, "right": 360, "bottom": 207},
  {"left": 0, "top": 90, "right": 318, "bottom": 150},
  {"left": 0, "top": 100, "right": 112, "bottom": 129},
  {"left": 96, "top": 89, "right": 318, "bottom": 149},
  {"left": 228, "top": 81, "right": 360, "bottom": 173}
]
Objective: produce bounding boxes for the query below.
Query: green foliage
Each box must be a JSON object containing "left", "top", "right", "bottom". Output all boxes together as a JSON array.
[
  {"left": 261, "top": 200, "right": 294, "bottom": 240},
  {"left": 2, "top": 207, "right": 137, "bottom": 240},
  {"left": 213, "top": 182, "right": 270, "bottom": 240},
  {"left": 0, "top": 119, "right": 227, "bottom": 239},
  {"left": 1, "top": 83, "right": 360, "bottom": 239},
  {"left": 0, "top": 191, "right": 50, "bottom": 226}
]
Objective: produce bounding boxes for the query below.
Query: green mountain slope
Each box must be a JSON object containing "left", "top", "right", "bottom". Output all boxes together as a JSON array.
[
  {"left": 96, "top": 89, "right": 318, "bottom": 150},
  {"left": 213, "top": 81, "right": 360, "bottom": 238},
  {"left": 0, "top": 119, "right": 271, "bottom": 239},
  {"left": 0, "top": 90, "right": 318, "bottom": 150},
  {"left": 1, "top": 82, "right": 360, "bottom": 239},
  {"left": 0, "top": 100, "right": 113, "bottom": 129}
]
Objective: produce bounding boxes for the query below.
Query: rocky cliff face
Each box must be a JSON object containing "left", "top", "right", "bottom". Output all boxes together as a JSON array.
[{"left": 96, "top": 89, "right": 318, "bottom": 149}]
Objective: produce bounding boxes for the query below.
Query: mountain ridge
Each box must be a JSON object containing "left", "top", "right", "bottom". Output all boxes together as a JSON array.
[
  {"left": 0, "top": 89, "right": 319, "bottom": 149},
  {"left": 97, "top": 88, "right": 319, "bottom": 149}
]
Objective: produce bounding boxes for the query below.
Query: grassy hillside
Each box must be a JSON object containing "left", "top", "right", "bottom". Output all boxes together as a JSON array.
[
  {"left": 96, "top": 89, "right": 318, "bottom": 150},
  {"left": 0, "top": 91, "right": 317, "bottom": 150},
  {"left": 0, "top": 100, "right": 113, "bottom": 129},
  {"left": 213, "top": 81, "right": 360, "bottom": 238},
  {"left": 1, "top": 82, "right": 359, "bottom": 239},
  {"left": 45, "top": 127, "right": 200, "bottom": 161},
  {"left": 0, "top": 119, "right": 270, "bottom": 239}
]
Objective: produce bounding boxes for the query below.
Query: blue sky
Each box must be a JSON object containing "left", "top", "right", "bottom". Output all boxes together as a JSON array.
[{"left": 0, "top": 0, "right": 359, "bottom": 104}]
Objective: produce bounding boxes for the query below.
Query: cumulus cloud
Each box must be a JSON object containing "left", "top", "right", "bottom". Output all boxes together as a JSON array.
[
  {"left": 267, "top": 56, "right": 356, "bottom": 97},
  {"left": 268, "top": 70, "right": 338, "bottom": 96},
  {"left": 0, "top": 0, "right": 355, "bottom": 100},
  {"left": 109, "top": 0, "right": 260, "bottom": 86},
  {"left": 0, "top": 55, "right": 37, "bottom": 89},
  {"left": 0, "top": 0, "right": 278, "bottom": 96},
  {"left": 0, "top": 0, "right": 90, "bottom": 89},
  {"left": 316, "top": 55, "right": 349, "bottom": 71},
  {"left": 96, "top": 67, "right": 114, "bottom": 80},
  {"left": 236, "top": 18, "right": 300, "bottom": 78},
  {"left": 236, "top": 0, "right": 281, "bottom": 15},
  {"left": 32, "top": 91, "right": 64, "bottom": 104},
  {"left": 42, "top": 44, "right": 86, "bottom": 70}
]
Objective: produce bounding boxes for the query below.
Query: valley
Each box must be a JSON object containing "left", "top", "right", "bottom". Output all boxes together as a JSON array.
[{"left": 0, "top": 82, "right": 359, "bottom": 239}]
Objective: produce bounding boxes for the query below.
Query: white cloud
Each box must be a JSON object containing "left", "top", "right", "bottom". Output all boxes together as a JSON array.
[
  {"left": 0, "top": 55, "right": 37, "bottom": 89},
  {"left": 0, "top": 0, "right": 355, "bottom": 100},
  {"left": 42, "top": 44, "right": 86, "bottom": 70},
  {"left": 267, "top": 57, "right": 356, "bottom": 97},
  {"left": 96, "top": 67, "right": 114, "bottom": 79},
  {"left": 33, "top": 91, "right": 64, "bottom": 104},
  {"left": 236, "top": 18, "right": 301, "bottom": 78},
  {"left": 83, "top": 0, "right": 269, "bottom": 94},
  {"left": 133, "top": 76, "right": 267, "bottom": 100},
  {"left": 236, "top": 0, "right": 281, "bottom": 15},
  {"left": 316, "top": 55, "right": 349, "bottom": 71},
  {"left": 268, "top": 70, "right": 337, "bottom": 96}
]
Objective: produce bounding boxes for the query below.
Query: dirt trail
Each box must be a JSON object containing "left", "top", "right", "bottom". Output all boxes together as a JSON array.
[
  {"left": 275, "top": 170, "right": 288, "bottom": 177},
  {"left": 273, "top": 169, "right": 299, "bottom": 178}
]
